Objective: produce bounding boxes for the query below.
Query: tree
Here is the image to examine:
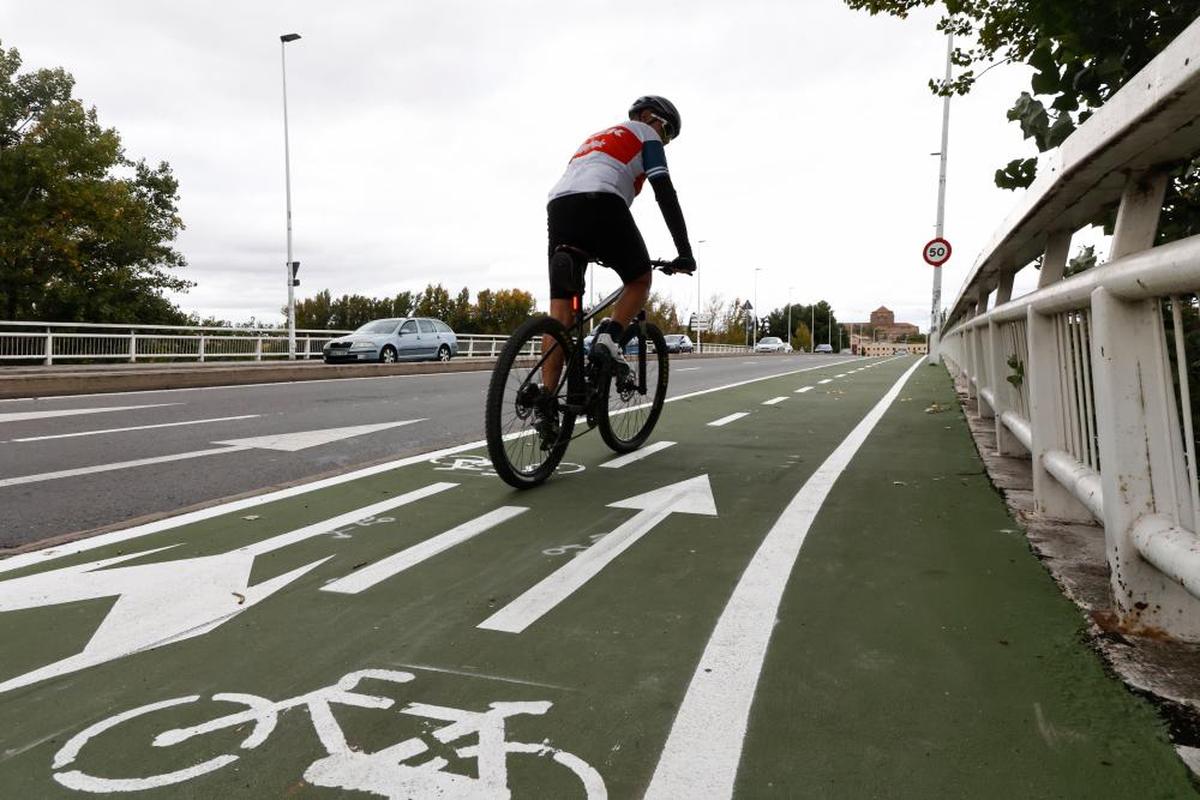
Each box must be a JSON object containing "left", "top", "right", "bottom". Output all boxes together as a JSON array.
[
  {"left": 295, "top": 289, "right": 335, "bottom": 329},
  {"left": 843, "top": 1, "right": 1200, "bottom": 243},
  {"left": 644, "top": 291, "right": 681, "bottom": 333},
  {"left": 487, "top": 288, "right": 536, "bottom": 333},
  {"left": 0, "top": 43, "right": 190, "bottom": 322},
  {"left": 792, "top": 321, "right": 813, "bottom": 353},
  {"left": 413, "top": 283, "right": 454, "bottom": 321}
]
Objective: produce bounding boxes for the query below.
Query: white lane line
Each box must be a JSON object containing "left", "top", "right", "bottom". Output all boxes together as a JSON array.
[
  {"left": 600, "top": 440, "right": 676, "bottom": 469},
  {"left": 1, "top": 358, "right": 861, "bottom": 573},
  {"left": 761, "top": 397, "right": 788, "bottom": 406},
  {"left": 676, "top": 367, "right": 701, "bottom": 372},
  {"left": 0, "top": 445, "right": 250, "bottom": 489},
  {"left": 0, "top": 403, "right": 180, "bottom": 423},
  {"left": 835, "top": 373, "right": 848, "bottom": 378},
  {"left": 12, "top": 415, "right": 260, "bottom": 442},
  {"left": 0, "top": 420, "right": 425, "bottom": 488},
  {"left": 708, "top": 412, "right": 749, "bottom": 427},
  {"left": 818, "top": 379, "right": 833, "bottom": 385},
  {"left": 644, "top": 358, "right": 923, "bottom": 799},
  {"left": 795, "top": 386, "right": 814, "bottom": 394},
  {"left": 321, "top": 506, "right": 527, "bottom": 595},
  {"left": 479, "top": 475, "right": 717, "bottom": 634}
]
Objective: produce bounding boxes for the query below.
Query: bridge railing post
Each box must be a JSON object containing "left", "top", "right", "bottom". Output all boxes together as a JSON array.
[
  {"left": 1091, "top": 287, "right": 1200, "bottom": 636},
  {"left": 1026, "top": 305, "right": 1094, "bottom": 522}
]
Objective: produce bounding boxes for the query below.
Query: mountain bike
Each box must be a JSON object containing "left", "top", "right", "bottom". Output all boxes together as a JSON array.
[{"left": 485, "top": 247, "right": 680, "bottom": 489}]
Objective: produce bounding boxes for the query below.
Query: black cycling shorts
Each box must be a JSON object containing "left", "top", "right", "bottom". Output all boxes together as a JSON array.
[{"left": 547, "top": 191, "right": 651, "bottom": 300}]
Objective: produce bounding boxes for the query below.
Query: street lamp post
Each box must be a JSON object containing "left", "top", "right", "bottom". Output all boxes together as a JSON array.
[
  {"left": 753, "top": 267, "right": 762, "bottom": 346},
  {"left": 787, "top": 286, "right": 793, "bottom": 352},
  {"left": 280, "top": 32, "right": 301, "bottom": 360},
  {"left": 696, "top": 239, "right": 708, "bottom": 354},
  {"left": 929, "top": 32, "right": 953, "bottom": 364}
]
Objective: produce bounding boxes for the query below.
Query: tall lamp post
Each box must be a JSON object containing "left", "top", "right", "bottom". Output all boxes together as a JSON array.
[
  {"left": 753, "top": 267, "right": 762, "bottom": 345},
  {"left": 928, "top": 31, "right": 953, "bottom": 364},
  {"left": 280, "top": 32, "right": 302, "bottom": 359},
  {"left": 696, "top": 239, "right": 708, "bottom": 353},
  {"left": 787, "top": 286, "right": 794, "bottom": 352}
]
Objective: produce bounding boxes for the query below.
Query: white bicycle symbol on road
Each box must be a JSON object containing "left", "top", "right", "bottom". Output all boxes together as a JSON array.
[{"left": 52, "top": 669, "right": 607, "bottom": 798}]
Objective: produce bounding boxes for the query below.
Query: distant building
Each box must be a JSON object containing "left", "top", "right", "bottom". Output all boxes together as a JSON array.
[{"left": 846, "top": 305, "right": 920, "bottom": 343}]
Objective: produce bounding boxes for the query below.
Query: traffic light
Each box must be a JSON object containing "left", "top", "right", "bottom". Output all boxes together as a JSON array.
[{"left": 291, "top": 261, "right": 300, "bottom": 287}]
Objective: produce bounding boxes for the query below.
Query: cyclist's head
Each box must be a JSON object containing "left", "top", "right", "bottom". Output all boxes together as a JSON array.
[{"left": 629, "top": 95, "right": 680, "bottom": 143}]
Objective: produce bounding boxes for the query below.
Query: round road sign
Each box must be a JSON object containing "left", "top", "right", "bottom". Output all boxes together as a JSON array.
[{"left": 923, "top": 237, "right": 952, "bottom": 267}]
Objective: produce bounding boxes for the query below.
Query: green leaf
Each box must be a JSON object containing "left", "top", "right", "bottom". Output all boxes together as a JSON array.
[{"left": 994, "top": 157, "right": 1038, "bottom": 191}]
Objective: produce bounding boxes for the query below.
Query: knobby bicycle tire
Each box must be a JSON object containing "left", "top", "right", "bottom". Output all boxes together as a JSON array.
[
  {"left": 485, "top": 315, "right": 577, "bottom": 489},
  {"left": 598, "top": 322, "right": 669, "bottom": 453}
]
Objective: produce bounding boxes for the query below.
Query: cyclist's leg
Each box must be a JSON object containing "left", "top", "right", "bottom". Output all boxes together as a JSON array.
[
  {"left": 591, "top": 198, "right": 652, "bottom": 352},
  {"left": 545, "top": 195, "right": 590, "bottom": 393},
  {"left": 610, "top": 270, "right": 651, "bottom": 327},
  {"left": 542, "top": 298, "right": 573, "bottom": 394}
]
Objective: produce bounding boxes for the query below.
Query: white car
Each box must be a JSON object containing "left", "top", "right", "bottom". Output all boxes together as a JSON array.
[
  {"left": 814, "top": 343, "right": 834, "bottom": 353},
  {"left": 754, "top": 336, "right": 788, "bottom": 353}
]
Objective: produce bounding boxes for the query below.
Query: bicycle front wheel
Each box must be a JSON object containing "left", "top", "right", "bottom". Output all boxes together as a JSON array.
[
  {"left": 598, "top": 322, "right": 668, "bottom": 453},
  {"left": 485, "top": 315, "right": 577, "bottom": 489}
]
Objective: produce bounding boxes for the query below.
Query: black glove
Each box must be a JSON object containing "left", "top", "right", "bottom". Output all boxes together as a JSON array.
[{"left": 665, "top": 255, "right": 696, "bottom": 275}]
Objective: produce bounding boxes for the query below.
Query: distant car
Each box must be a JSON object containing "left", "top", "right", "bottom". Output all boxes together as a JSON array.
[
  {"left": 814, "top": 343, "right": 834, "bottom": 354},
  {"left": 323, "top": 317, "right": 458, "bottom": 363},
  {"left": 754, "top": 336, "right": 787, "bottom": 353},
  {"left": 663, "top": 334, "right": 694, "bottom": 353},
  {"left": 896, "top": 347, "right": 910, "bottom": 355}
]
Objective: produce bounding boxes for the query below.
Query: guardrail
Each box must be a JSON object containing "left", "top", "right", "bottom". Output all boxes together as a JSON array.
[
  {"left": 0, "top": 321, "right": 755, "bottom": 365},
  {"left": 938, "top": 18, "right": 1200, "bottom": 641}
]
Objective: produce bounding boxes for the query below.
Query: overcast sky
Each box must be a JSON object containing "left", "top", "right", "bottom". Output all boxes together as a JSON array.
[{"left": 8, "top": 0, "right": 1093, "bottom": 332}]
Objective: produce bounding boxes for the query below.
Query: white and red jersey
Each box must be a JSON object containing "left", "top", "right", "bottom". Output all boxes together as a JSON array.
[{"left": 548, "top": 120, "right": 670, "bottom": 206}]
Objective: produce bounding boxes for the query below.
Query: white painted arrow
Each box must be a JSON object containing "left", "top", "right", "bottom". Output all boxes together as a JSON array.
[
  {"left": 212, "top": 420, "right": 425, "bottom": 452},
  {"left": 0, "top": 419, "right": 426, "bottom": 488},
  {"left": 0, "top": 403, "right": 180, "bottom": 424},
  {"left": 478, "top": 475, "right": 718, "bottom": 634},
  {"left": 0, "top": 482, "right": 456, "bottom": 695}
]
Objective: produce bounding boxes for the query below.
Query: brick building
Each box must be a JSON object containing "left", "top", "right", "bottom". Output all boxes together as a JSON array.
[{"left": 846, "top": 306, "right": 920, "bottom": 342}]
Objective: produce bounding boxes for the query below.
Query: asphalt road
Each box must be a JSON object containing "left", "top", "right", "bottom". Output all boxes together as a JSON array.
[
  {"left": 1, "top": 356, "right": 1190, "bottom": 798},
  {"left": 0, "top": 354, "right": 854, "bottom": 548}
]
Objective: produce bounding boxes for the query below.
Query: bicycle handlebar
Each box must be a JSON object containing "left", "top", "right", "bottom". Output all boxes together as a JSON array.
[{"left": 650, "top": 258, "right": 693, "bottom": 276}]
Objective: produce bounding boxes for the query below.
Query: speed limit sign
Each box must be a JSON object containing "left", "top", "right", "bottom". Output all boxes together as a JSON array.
[{"left": 923, "top": 237, "right": 952, "bottom": 267}]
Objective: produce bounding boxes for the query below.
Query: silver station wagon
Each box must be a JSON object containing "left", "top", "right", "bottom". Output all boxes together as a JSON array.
[{"left": 323, "top": 317, "right": 459, "bottom": 363}]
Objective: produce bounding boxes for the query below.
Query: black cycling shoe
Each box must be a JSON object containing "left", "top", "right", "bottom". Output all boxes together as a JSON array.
[{"left": 532, "top": 396, "right": 561, "bottom": 449}]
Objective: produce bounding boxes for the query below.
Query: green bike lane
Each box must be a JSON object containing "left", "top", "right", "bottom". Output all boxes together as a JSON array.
[{"left": 0, "top": 356, "right": 1191, "bottom": 798}]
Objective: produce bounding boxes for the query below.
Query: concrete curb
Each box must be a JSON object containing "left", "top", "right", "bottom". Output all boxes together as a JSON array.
[{"left": 0, "top": 351, "right": 765, "bottom": 399}]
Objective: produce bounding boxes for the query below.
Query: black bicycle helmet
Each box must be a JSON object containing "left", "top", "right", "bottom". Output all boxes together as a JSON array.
[{"left": 628, "top": 95, "right": 681, "bottom": 141}]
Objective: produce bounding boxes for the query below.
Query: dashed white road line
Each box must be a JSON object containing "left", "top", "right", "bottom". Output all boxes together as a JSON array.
[
  {"left": 761, "top": 397, "right": 788, "bottom": 406},
  {"left": 0, "top": 403, "right": 180, "bottom": 424},
  {"left": 818, "top": 379, "right": 833, "bottom": 385},
  {"left": 707, "top": 412, "right": 749, "bottom": 427},
  {"left": 644, "top": 358, "right": 924, "bottom": 799},
  {"left": 600, "top": 440, "right": 676, "bottom": 469},
  {"left": 795, "top": 387, "right": 814, "bottom": 394},
  {"left": 835, "top": 373, "right": 848, "bottom": 378},
  {"left": 12, "top": 415, "right": 260, "bottom": 442},
  {"left": 676, "top": 367, "right": 701, "bottom": 372},
  {"left": 0, "top": 445, "right": 250, "bottom": 489}
]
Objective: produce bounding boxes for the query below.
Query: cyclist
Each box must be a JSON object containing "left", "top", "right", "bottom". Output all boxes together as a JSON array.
[{"left": 538, "top": 95, "right": 696, "bottom": 439}]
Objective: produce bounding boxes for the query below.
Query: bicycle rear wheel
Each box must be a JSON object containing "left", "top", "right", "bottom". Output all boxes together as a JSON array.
[
  {"left": 485, "top": 315, "right": 577, "bottom": 489},
  {"left": 597, "top": 322, "right": 668, "bottom": 453}
]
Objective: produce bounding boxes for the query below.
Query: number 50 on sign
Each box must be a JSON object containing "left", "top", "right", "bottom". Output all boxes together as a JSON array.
[{"left": 923, "top": 237, "right": 952, "bottom": 267}]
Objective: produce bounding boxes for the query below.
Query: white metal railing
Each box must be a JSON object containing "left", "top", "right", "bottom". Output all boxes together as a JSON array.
[
  {"left": 938, "top": 17, "right": 1200, "bottom": 641},
  {"left": 0, "top": 321, "right": 754, "bottom": 366},
  {"left": 0, "top": 321, "right": 348, "bottom": 364}
]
